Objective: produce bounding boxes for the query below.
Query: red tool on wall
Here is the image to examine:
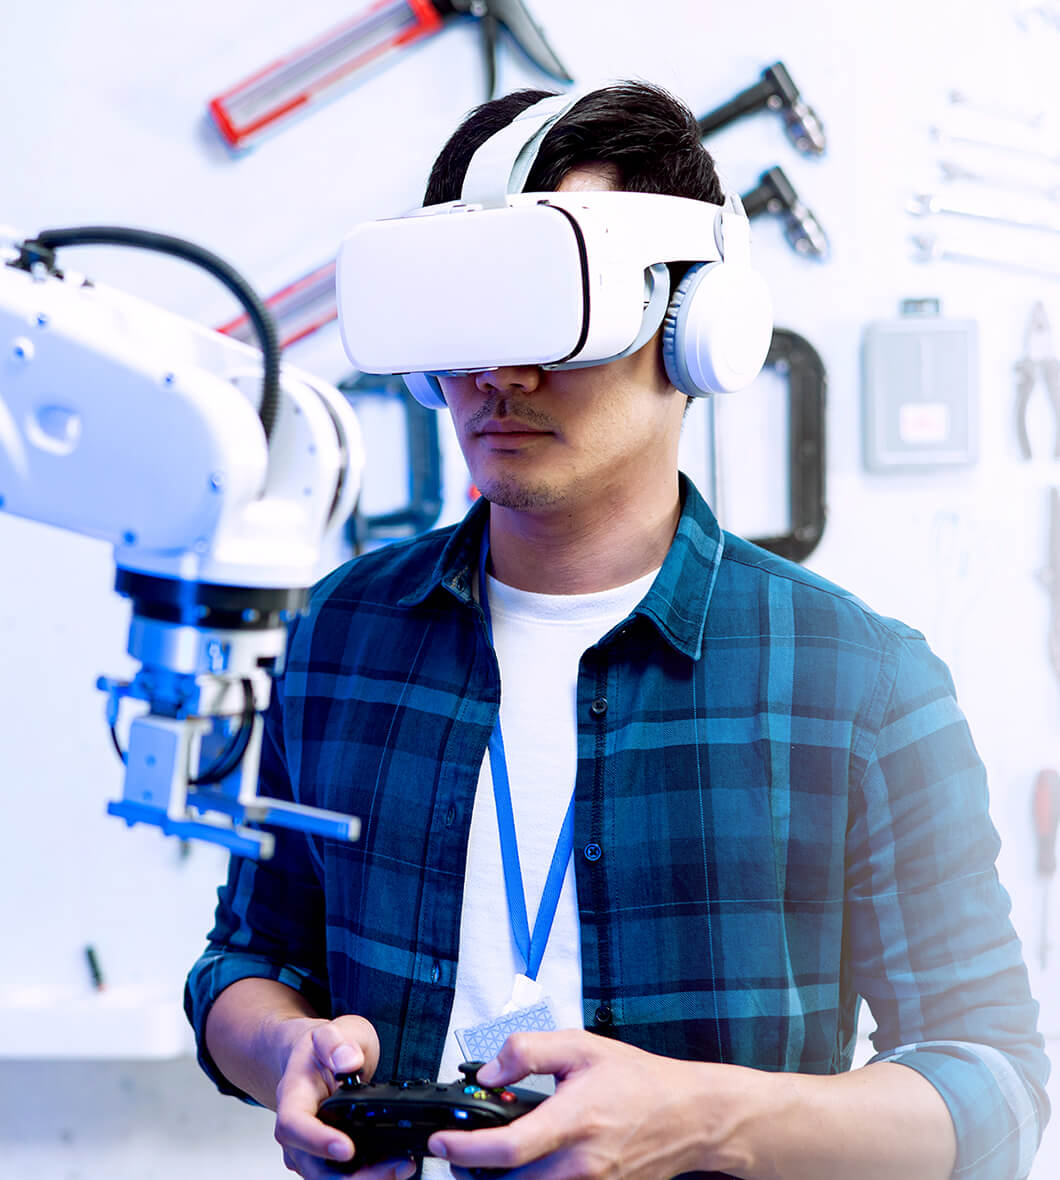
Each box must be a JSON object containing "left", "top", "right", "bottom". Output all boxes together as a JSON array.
[
  {"left": 217, "top": 260, "right": 338, "bottom": 349},
  {"left": 1033, "top": 767, "right": 1060, "bottom": 968},
  {"left": 207, "top": 0, "right": 571, "bottom": 152}
]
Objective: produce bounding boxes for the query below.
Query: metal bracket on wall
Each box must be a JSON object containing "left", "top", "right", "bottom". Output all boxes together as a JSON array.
[
  {"left": 697, "top": 63, "right": 830, "bottom": 263},
  {"left": 741, "top": 166, "right": 830, "bottom": 260},
  {"left": 339, "top": 371, "right": 444, "bottom": 545},
  {"left": 749, "top": 328, "right": 828, "bottom": 563},
  {"left": 697, "top": 61, "right": 826, "bottom": 156},
  {"left": 911, "top": 233, "right": 1060, "bottom": 281}
]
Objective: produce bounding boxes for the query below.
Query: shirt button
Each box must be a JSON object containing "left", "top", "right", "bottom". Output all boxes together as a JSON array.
[
  {"left": 445, "top": 804, "right": 456, "bottom": 828},
  {"left": 590, "top": 697, "right": 608, "bottom": 716},
  {"left": 593, "top": 1004, "right": 613, "bottom": 1026},
  {"left": 583, "top": 842, "right": 603, "bottom": 862},
  {"left": 431, "top": 962, "right": 441, "bottom": 984}
]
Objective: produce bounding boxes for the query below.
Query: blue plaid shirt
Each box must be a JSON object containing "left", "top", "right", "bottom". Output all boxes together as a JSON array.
[{"left": 186, "top": 475, "right": 1049, "bottom": 1179}]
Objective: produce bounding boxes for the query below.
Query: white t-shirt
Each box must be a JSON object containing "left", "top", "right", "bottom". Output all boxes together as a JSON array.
[{"left": 435, "top": 567, "right": 657, "bottom": 1085}]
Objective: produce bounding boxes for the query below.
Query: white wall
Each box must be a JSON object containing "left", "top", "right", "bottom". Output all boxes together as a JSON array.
[{"left": 1, "top": 0, "right": 1058, "bottom": 1175}]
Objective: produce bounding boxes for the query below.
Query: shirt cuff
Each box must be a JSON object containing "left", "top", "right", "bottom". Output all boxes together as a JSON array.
[
  {"left": 184, "top": 946, "right": 330, "bottom": 1104},
  {"left": 868, "top": 1040, "right": 1043, "bottom": 1179}
]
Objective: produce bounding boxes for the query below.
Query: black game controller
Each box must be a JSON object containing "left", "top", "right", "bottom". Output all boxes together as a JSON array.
[{"left": 318, "top": 1060, "right": 547, "bottom": 1174}]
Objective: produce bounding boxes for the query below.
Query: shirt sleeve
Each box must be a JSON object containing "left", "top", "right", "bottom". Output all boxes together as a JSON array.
[
  {"left": 183, "top": 646, "right": 332, "bottom": 1102},
  {"left": 845, "top": 631, "right": 1051, "bottom": 1179}
]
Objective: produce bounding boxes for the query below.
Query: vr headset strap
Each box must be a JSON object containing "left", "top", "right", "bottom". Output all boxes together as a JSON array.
[
  {"left": 717, "top": 192, "right": 752, "bottom": 264},
  {"left": 460, "top": 91, "right": 585, "bottom": 209}
]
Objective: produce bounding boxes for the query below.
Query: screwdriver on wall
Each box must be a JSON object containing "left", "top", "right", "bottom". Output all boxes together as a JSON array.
[{"left": 1033, "top": 767, "right": 1060, "bottom": 968}]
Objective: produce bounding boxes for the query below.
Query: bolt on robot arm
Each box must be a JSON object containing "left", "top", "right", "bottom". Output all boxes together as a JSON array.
[{"left": 0, "top": 225, "right": 365, "bottom": 859}]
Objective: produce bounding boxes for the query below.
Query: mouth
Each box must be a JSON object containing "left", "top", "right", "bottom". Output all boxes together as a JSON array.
[
  {"left": 475, "top": 421, "right": 554, "bottom": 441},
  {"left": 478, "top": 419, "right": 548, "bottom": 432}
]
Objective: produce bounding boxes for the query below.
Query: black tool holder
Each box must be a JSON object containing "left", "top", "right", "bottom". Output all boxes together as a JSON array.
[
  {"left": 748, "top": 329, "right": 828, "bottom": 563},
  {"left": 340, "top": 373, "right": 444, "bottom": 546}
]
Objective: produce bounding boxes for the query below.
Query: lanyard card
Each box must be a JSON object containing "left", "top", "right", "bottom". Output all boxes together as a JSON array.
[{"left": 455, "top": 977, "right": 559, "bottom": 1095}]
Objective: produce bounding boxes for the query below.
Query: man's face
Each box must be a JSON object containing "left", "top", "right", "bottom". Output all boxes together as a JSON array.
[{"left": 438, "top": 165, "right": 686, "bottom": 517}]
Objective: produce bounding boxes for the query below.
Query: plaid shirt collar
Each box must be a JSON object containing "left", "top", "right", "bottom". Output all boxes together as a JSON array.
[{"left": 395, "top": 473, "right": 725, "bottom": 661}]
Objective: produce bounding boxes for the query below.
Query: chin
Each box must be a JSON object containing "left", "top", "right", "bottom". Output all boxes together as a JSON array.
[{"left": 478, "top": 475, "right": 564, "bottom": 512}]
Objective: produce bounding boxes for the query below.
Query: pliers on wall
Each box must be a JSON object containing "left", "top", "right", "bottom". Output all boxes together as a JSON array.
[
  {"left": 1015, "top": 301, "right": 1060, "bottom": 459},
  {"left": 433, "top": 0, "right": 573, "bottom": 97},
  {"left": 1041, "top": 486, "right": 1060, "bottom": 686}
]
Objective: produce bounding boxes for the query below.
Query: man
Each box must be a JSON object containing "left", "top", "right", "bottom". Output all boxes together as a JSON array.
[{"left": 185, "top": 82, "right": 1049, "bottom": 1180}]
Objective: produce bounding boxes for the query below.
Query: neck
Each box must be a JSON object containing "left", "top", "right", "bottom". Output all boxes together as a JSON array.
[{"left": 485, "top": 477, "right": 682, "bottom": 594}]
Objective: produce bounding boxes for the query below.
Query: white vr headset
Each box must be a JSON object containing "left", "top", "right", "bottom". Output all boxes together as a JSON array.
[{"left": 335, "top": 92, "right": 774, "bottom": 408}]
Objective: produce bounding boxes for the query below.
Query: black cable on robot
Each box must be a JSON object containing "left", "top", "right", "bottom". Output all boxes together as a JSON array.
[{"left": 11, "top": 225, "right": 282, "bottom": 444}]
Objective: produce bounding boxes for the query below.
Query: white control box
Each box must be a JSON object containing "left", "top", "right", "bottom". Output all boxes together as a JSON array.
[{"left": 861, "top": 299, "right": 979, "bottom": 473}]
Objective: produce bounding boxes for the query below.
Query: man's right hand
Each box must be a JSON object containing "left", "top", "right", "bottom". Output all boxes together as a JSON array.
[
  {"left": 272, "top": 1014, "right": 414, "bottom": 1180},
  {"left": 204, "top": 979, "right": 417, "bottom": 1179}
]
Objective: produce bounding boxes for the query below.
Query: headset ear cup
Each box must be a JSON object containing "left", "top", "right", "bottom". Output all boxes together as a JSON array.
[
  {"left": 403, "top": 372, "right": 447, "bottom": 408},
  {"left": 662, "top": 264, "right": 707, "bottom": 397},
  {"left": 662, "top": 261, "right": 774, "bottom": 396}
]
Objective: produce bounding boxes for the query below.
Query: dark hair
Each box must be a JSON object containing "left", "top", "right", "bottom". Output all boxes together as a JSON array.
[{"left": 423, "top": 81, "right": 723, "bottom": 207}]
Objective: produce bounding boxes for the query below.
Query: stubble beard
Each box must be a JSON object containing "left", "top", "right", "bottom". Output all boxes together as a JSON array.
[
  {"left": 477, "top": 472, "right": 564, "bottom": 512},
  {"left": 465, "top": 395, "right": 568, "bottom": 511}
]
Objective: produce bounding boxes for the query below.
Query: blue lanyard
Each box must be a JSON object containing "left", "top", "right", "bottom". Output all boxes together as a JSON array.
[{"left": 478, "top": 535, "right": 576, "bottom": 982}]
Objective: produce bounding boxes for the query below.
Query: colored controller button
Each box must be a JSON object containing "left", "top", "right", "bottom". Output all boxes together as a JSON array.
[{"left": 500, "top": 1091, "right": 517, "bottom": 1102}]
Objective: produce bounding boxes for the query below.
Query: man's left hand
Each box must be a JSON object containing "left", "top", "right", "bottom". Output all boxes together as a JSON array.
[{"left": 427, "top": 1029, "right": 754, "bottom": 1180}]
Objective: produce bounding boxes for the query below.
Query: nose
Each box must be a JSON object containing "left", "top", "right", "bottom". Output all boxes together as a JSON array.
[{"left": 474, "top": 365, "right": 542, "bottom": 396}]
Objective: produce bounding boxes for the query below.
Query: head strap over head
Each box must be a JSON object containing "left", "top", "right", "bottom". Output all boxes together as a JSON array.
[
  {"left": 460, "top": 91, "right": 585, "bottom": 208},
  {"left": 715, "top": 192, "right": 752, "bottom": 265}
]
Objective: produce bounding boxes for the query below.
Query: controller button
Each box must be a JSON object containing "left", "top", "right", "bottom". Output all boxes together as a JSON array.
[
  {"left": 500, "top": 1091, "right": 517, "bottom": 1103},
  {"left": 464, "top": 1085, "right": 477, "bottom": 1094},
  {"left": 472, "top": 1088, "right": 489, "bottom": 1099}
]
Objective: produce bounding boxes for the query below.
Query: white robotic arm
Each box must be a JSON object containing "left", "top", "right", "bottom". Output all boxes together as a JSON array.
[{"left": 0, "top": 226, "right": 364, "bottom": 859}]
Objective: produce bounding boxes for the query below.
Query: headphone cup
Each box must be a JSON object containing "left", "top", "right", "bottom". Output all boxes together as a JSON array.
[
  {"left": 662, "top": 262, "right": 773, "bottom": 396},
  {"left": 403, "top": 372, "right": 447, "bottom": 408},
  {"left": 661, "top": 263, "right": 707, "bottom": 397}
]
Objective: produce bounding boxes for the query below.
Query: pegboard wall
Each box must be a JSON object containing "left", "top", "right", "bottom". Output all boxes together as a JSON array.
[{"left": 1, "top": 0, "right": 1058, "bottom": 1176}]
